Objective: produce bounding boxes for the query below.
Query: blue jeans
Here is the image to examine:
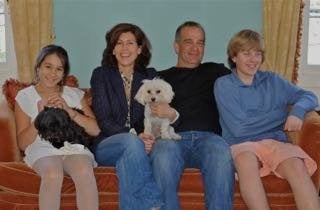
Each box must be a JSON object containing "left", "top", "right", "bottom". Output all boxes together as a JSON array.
[
  {"left": 150, "top": 131, "right": 234, "bottom": 210},
  {"left": 94, "top": 133, "right": 163, "bottom": 210}
]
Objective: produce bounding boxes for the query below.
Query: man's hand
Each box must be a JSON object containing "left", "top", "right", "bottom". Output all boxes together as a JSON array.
[
  {"left": 149, "top": 102, "right": 176, "bottom": 122},
  {"left": 139, "top": 133, "right": 156, "bottom": 153},
  {"left": 283, "top": 115, "right": 303, "bottom": 132}
]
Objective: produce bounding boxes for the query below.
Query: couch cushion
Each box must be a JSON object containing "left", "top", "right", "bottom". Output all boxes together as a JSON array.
[
  {"left": 0, "top": 162, "right": 294, "bottom": 196},
  {"left": 0, "top": 162, "right": 119, "bottom": 194},
  {"left": 180, "top": 168, "right": 293, "bottom": 194},
  {"left": 0, "top": 190, "right": 118, "bottom": 210}
]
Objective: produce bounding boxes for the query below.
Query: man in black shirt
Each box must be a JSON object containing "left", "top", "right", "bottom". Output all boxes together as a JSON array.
[{"left": 149, "top": 21, "right": 234, "bottom": 210}]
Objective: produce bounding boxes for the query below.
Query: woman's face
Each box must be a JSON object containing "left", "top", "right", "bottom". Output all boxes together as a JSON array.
[
  {"left": 113, "top": 32, "right": 141, "bottom": 71},
  {"left": 37, "top": 53, "right": 64, "bottom": 88}
]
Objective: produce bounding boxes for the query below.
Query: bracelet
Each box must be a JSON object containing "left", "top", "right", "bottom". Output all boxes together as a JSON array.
[
  {"left": 71, "top": 111, "right": 78, "bottom": 120},
  {"left": 170, "top": 109, "right": 179, "bottom": 124}
]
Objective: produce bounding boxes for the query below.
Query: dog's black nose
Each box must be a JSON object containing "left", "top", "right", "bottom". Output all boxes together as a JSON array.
[{"left": 151, "top": 97, "right": 156, "bottom": 102}]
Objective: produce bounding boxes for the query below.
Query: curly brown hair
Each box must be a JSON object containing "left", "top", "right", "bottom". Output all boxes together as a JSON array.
[{"left": 101, "top": 23, "right": 152, "bottom": 71}]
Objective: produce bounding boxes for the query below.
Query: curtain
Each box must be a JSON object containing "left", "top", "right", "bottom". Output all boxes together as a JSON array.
[
  {"left": 8, "top": 0, "right": 54, "bottom": 83},
  {"left": 261, "top": 0, "right": 303, "bottom": 82}
]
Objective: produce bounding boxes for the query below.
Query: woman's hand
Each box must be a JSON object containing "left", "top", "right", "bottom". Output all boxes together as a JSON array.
[{"left": 139, "top": 133, "right": 156, "bottom": 153}]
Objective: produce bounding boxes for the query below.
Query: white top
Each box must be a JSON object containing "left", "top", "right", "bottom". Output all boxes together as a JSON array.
[{"left": 15, "top": 85, "right": 97, "bottom": 167}]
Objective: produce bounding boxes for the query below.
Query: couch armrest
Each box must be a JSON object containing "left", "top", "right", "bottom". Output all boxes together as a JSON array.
[
  {"left": 287, "top": 111, "right": 320, "bottom": 190},
  {"left": 0, "top": 98, "right": 21, "bottom": 161}
]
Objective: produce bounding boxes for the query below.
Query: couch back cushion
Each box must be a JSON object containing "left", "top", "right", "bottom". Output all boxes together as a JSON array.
[{"left": 0, "top": 100, "right": 21, "bottom": 161}]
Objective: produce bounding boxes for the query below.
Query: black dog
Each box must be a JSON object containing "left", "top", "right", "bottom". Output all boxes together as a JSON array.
[{"left": 34, "top": 106, "right": 92, "bottom": 149}]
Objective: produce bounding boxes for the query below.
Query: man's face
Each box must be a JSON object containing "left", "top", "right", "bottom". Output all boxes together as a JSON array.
[{"left": 174, "top": 26, "right": 205, "bottom": 68}]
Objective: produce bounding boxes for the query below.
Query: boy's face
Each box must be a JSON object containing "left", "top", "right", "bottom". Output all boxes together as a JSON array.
[{"left": 233, "top": 48, "right": 262, "bottom": 82}]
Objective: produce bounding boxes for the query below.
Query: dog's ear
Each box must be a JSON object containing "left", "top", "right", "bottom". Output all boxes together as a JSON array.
[
  {"left": 134, "top": 79, "right": 149, "bottom": 105},
  {"left": 161, "top": 79, "right": 175, "bottom": 103}
]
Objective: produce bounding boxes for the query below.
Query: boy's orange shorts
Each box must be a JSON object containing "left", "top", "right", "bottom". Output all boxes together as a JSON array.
[{"left": 231, "top": 139, "right": 317, "bottom": 178}]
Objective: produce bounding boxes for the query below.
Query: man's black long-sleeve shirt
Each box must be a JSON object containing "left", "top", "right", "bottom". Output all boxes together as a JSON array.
[{"left": 159, "top": 62, "right": 230, "bottom": 134}]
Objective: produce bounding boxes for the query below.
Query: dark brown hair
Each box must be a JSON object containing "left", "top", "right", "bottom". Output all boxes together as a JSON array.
[
  {"left": 35, "top": 44, "right": 70, "bottom": 85},
  {"left": 101, "top": 23, "right": 151, "bottom": 70}
]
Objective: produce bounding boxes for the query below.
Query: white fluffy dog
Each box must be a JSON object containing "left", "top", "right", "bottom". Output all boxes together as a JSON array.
[{"left": 135, "top": 78, "right": 181, "bottom": 140}]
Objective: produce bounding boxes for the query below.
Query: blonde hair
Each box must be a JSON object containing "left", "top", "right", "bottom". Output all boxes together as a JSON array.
[{"left": 227, "top": 29, "right": 264, "bottom": 68}]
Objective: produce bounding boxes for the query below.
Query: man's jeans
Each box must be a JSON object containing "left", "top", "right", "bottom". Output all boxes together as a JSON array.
[
  {"left": 150, "top": 131, "right": 234, "bottom": 210},
  {"left": 94, "top": 133, "right": 163, "bottom": 210}
]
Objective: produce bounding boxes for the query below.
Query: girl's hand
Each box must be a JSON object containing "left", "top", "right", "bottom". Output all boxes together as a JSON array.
[
  {"left": 47, "top": 94, "right": 78, "bottom": 119},
  {"left": 47, "top": 93, "right": 69, "bottom": 110},
  {"left": 37, "top": 98, "right": 49, "bottom": 112}
]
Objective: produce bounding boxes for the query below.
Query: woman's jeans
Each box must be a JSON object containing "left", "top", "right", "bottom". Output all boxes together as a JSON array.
[
  {"left": 150, "top": 131, "right": 235, "bottom": 210},
  {"left": 94, "top": 133, "right": 162, "bottom": 210}
]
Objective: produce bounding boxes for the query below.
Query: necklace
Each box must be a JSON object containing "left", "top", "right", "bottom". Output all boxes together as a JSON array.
[
  {"left": 120, "top": 72, "right": 133, "bottom": 127},
  {"left": 121, "top": 74, "right": 132, "bottom": 89},
  {"left": 35, "top": 84, "right": 62, "bottom": 98}
]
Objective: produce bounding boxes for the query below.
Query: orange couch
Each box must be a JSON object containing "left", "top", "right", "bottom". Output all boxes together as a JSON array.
[{"left": 0, "top": 87, "right": 320, "bottom": 210}]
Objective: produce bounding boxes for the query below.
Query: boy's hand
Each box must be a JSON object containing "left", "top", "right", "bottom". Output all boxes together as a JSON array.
[{"left": 284, "top": 115, "right": 303, "bottom": 132}]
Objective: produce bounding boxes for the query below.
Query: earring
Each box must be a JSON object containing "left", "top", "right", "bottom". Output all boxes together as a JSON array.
[
  {"left": 34, "top": 68, "right": 40, "bottom": 83},
  {"left": 58, "top": 75, "right": 65, "bottom": 86}
]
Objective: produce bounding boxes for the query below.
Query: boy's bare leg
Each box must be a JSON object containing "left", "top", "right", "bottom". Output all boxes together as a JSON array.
[
  {"left": 234, "top": 152, "right": 270, "bottom": 210},
  {"left": 276, "top": 157, "right": 320, "bottom": 210}
]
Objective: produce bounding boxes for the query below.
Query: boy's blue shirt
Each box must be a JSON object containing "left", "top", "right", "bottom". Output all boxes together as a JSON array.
[{"left": 214, "top": 69, "right": 318, "bottom": 145}]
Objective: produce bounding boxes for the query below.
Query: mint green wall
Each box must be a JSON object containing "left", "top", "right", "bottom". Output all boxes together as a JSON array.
[{"left": 53, "top": 0, "right": 262, "bottom": 87}]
